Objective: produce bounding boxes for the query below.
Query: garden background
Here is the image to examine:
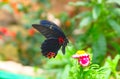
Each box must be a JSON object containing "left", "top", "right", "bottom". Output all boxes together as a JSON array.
[{"left": 0, "top": 0, "right": 120, "bottom": 79}]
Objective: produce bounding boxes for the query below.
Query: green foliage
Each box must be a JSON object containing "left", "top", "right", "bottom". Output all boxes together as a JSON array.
[
  {"left": 105, "top": 55, "right": 120, "bottom": 79},
  {"left": 68, "top": 54, "right": 120, "bottom": 79},
  {"left": 69, "top": 64, "right": 107, "bottom": 79},
  {"left": 69, "top": 0, "right": 120, "bottom": 64},
  {"left": 92, "top": 34, "right": 107, "bottom": 64},
  {"left": 44, "top": 48, "right": 120, "bottom": 79}
]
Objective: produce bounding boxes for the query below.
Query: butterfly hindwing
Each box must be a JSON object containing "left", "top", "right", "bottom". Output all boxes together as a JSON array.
[{"left": 41, "top": 38, "right": 61, "bottom": 58}]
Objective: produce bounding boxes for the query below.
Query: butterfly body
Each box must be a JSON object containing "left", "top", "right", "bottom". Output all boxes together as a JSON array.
[{"left": 32, "top": 20, "right": 68, "bottom": 58}]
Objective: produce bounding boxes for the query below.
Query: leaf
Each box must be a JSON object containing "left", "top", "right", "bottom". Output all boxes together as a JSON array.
[
  {"left": 107, "top": 0, "right": 120, "bottom": 5},
  {"left": 79, "top": 16, "right": 92, "bottom": 28},
  {"left": 59, "top": 12, "right": 68, "bottom": 22},
  {"left": 69, "top": 1, "right": 89, "bottom": 7},
  {"left": 103, "top": 57, "right": 112, "bottom": 79},
  {"left": 112, "top": 8, "right": 120, "bottom": 16},
  {"left": 106, "top": 55, "right": 120, "bottom": 78},
  {"left": 61, "top": 65, "right": 71, "bottom": 79},
  {"left": 90, "top": 64, "right": 100, "bottom": 69},
  {"left": 72, "top": 11, "right": 90, "bottom": 19},
  {"left": 110, "top": 42, "right": 120, "bottom": 54},
  {"left": 108, "top": 19, "right": 120, "bottom": 36},
  {"left": 112, "top": 55, "right": 120, "bottom": 68},
  {"left": 92, "top": 34, "right": 107, "bottom": 64},
  {"left": 92, "top": 5, "right": 101, "bottom": 20}
]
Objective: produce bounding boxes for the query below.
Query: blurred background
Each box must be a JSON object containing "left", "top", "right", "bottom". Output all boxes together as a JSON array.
[{"left": 0, "top": 0, "right": 120, "bottom": 79}]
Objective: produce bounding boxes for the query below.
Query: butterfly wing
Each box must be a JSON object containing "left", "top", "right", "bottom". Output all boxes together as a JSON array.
[
  {"left": 41, "top": 38, "right": 61, "bottom": 58},
  {"left": 32, "top": 24, "right": 58, "bottom": 39},
  {"left": 32, "top": 20, "right": 65, "bottom": 39}
]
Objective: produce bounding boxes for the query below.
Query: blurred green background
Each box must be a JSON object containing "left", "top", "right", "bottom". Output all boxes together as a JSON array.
[{"left": 0, "top": 0, "right": 120, "bottom": 79}]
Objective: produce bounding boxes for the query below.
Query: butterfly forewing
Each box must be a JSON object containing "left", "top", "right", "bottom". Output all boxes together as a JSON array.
[
  {"left": 32, "top": 24, "right": 58, "bottom": 39},
  {"left": 40, "top": 20, "right": 63, "bottom": 32}
]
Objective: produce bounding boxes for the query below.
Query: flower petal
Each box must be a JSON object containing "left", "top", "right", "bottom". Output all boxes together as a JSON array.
[{"left": 72, "top": 54, "right": 81, "bottom": 58}]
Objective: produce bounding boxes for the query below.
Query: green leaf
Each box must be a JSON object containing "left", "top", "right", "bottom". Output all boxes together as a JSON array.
[
  {"left": 92, "top": 34, "right": 107, "bottom": 64},
  {"left": 90, "top": 64, "right": 100, "bottom": 69},
  {"left": 92, "top": 5, "right": 101, "bottom": 20},
  {"left": 72, "top": 11, "right": 90, "bottom": 19},
  {"left": 106, "top": 55, "right": 120, "bottom": 78},
  {"left": 110, "top": 42, "right": 120, "bottom": 54},
  {"left": 59, "top": 12, "right": 69, "bottom": 22},
  {"left": 79, "top": 16, "right": 92, "bottom": 28},
  {"left": 61, "top": 65, "right": 71, "bottom": 79},
  {"left": 112, "top": 8, "right": 120, "bottom": 16},
  {"left": 107, "top": 0, "right": 120, "bottom": 5},
  {"left": 112, "top": 55, "right": 120, "bottom": 69},
  {"left": 69, "top": 1, "right": 89, "bottom": 7},
  {"left": 108, "top": 19, "right": 120, "bottom": 36}
]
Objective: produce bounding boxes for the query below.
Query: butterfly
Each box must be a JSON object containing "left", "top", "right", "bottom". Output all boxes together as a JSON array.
[{"left": 32, "top": 20, "right": 69, "bottom": 58}]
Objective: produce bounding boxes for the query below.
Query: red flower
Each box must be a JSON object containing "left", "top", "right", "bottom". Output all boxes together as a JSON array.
[
  {"left": 0, "top": 27, "right": 16, "bottom": 38},
  {"left": 28, "top": 28, "right": 35, "bottom": 36},
  {"left": 0, "top": 27, "right": 8, "bottom": 34},
  {"left": 72, "top": 50, "right": 90, "bottom": 67}
]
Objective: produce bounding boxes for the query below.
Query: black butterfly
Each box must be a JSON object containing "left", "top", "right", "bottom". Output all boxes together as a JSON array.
[{"left": 32, "top": 20, "right": 69, "bottom": 58}]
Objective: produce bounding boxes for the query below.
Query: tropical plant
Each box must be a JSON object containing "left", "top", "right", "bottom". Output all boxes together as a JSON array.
[{"left": 69, "top": 0, "right": 120, "bottom": 64}]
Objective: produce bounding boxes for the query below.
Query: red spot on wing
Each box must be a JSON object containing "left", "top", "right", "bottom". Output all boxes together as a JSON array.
[
  {"left": 46, "top": 52, "right": 55, "bottom": 59},
  {"left": 58, "top": 37, "right": 64, "bottom": 45}
]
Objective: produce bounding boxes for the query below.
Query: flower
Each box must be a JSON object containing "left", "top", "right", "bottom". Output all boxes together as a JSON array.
[
  {"left": 72, "top": 50, "right": 90, "bottom": 67},
  {"left": 1, "top": 0, "right": 9, "bottom": 3},
  {"left": 0, "top": 27, "right": 8, "bottom": 34},
  {"left": 9, "top": 31, "right": 16, "bottom": 38},
  {"left": 10, "top": 2, "right": 20, "bottom": 15},
  {"left": 0, "top": 27, "right": 16, "bottom": 39},
  {"left": 65, "top": 20, "right": 71, "bottom": 28},
  {"left": 28, "top": 28, "right": 35, "bottom": 36}
]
